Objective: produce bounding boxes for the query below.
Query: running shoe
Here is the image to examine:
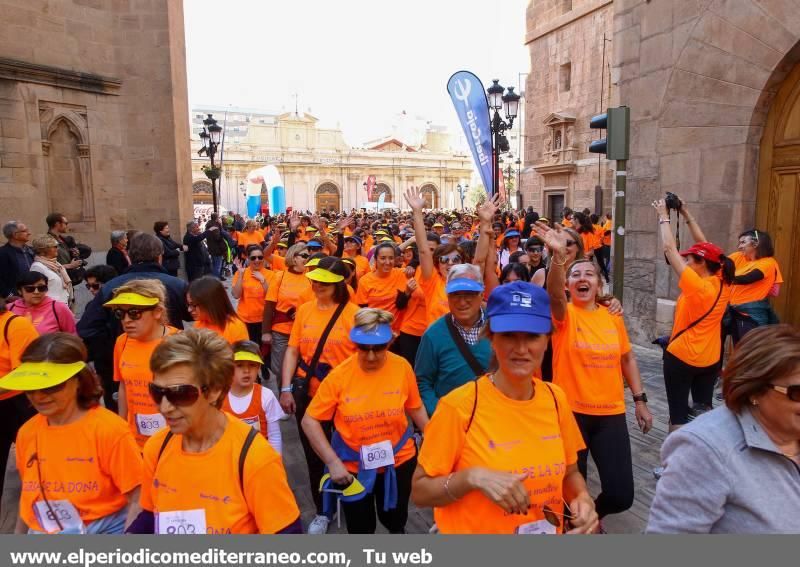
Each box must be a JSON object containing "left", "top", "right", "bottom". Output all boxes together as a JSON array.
[
  {"left": 652, "top": 466, "right": 664, "bottom": 480},
  {"left": 307, "top": 514, "right": 330, "bottom": 535}
]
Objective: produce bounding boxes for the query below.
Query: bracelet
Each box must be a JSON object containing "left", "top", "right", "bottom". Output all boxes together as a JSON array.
[
  {"left": 659, "top": 219, "right": 671, "bottom": 224},
  {"left": 551, "top": 255, "right": 567, "bottom": 266},
  {"left": 443, "top": 473, "right": 459, "bottom": 502},
  {"left": 280, "top": 386, "right": 293, "bottom": 393}
]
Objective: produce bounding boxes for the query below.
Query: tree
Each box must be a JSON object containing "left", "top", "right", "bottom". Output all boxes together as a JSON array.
[{"left": 466, "top": 184, "right": 487, "bottom": 209}]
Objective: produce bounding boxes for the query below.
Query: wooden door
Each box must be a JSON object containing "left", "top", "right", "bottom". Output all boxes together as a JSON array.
[{"left": 315, "top": 183, "right": 340, "bottom": 212}]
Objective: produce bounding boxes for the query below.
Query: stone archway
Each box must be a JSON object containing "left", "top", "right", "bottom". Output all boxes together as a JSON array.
[
  {"left": 192, "top": 180, "right": 213, "bottom": 205},
  {"left": 315, "top": 182, "right": 341, "bottom": 212},
  {"left": 371, "top": 183, "right": 392, "bottom": 203},
  {"left": 419, "top": 183, "right": 439, "bottom": 209}
]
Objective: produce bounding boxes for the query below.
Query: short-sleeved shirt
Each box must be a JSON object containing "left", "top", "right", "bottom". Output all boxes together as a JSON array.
[
  {"left": 140, "top": 413, "right": 300, "bottom": 534},
  {"left": 195, "top": 317, "right": 249, "bottom": 344},
  {"left": 288, "top": 300, "right": 359, "bottom": 396},
  {"left": 114, "top": 327, "right": 179, "bottom": 448},
  {"left": 551, "top": 304, "right": 631, "bottom": 416},
  {"left": 729, "top": 252, "right": 784, "bottom": 305},
  {"left": 306, "top": 353, "right": 422, "bottom": 474},
  {"left": 667, "top": 269, "right": 731, "bottom": 368},
  {"left": 0, "top": 311, "right": 39, "bottom": 401},
  {"left": 15, "top": 406, "right": 143, "bottom": 532},
  {"left": 418, "top": 376, "right": 585, "bottom": 534},
  {"left": 235, "top": 231, "right": 265, "bottom": 249},
  {"left": 420, "top": 272, "right": 449, "bottom": 324},
  {"left": 355, "top": 268, "right": 407, "bottom": 320},
  {"left": 399, "top": 267, "right": 429, "bottom": 337},
  {"left": 232, "top": 267, "right": 274, "bottom": 323},
  {"left": 265, "top": 270, "right": 311, "bottom": 335}
]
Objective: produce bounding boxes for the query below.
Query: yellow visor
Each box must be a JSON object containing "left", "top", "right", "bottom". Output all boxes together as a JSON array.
[
  {"left": 234, "top": 351, "right": 264, "bottom": 365},
  {"left": 277, "top": 241, "right": 288, "bottom": 248},
  {"left": 319, "top": 473, "right": 366, "bottom": 497},
  {"left": 0, "top": 361, "right": 85, "bottom": 391},
  {"left": 305, "top": 257, "right": 321, "bottom": 268},
  {"left": 103, "top": 292, "right": 159, "bottom": 307},
  {"left": 306, "top": 269, "right": 344, "bottom": 283}
]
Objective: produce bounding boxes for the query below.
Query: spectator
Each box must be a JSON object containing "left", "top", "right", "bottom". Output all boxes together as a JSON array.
[
  {"left": 81, "top": 264, "right": 119, "bottom": 410},
  {"left": 205, "top": 212, "right": 227, "bottom": 281},
  {"left": 153, "top": 221, "right": 184, "bottom": 278},
  {"left": 45, "top": 213, "right": 84, "bottom": 283},
  {"left": 84, "top": 264, "right": 118, "bottom": 298},
  {"left": 8, "top": 271, "right": 76, "bottom": 334},
  {"left": 183, "top": 221, "right": 216, "bottom": 282},
  {"left": 30, "top": 234, "right": 73, "bottom": 306},
  {"left": 0, "top": 220, "right": 34, "bottom": 298},
  {"left": 106, "top": 230, "right": 131, "bottom": 275}
]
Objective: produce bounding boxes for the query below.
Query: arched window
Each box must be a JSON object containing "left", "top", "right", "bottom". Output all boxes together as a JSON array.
[
  {"left": 316, "top": 182, "right": 341, "bottom": 212},
  {"left": 370, "top": 183, "right": 392, "bottom": 203},
  {"left": 419, "top": 184, "right": 438, "bottom": 208},
  {"left": 192, "top": 180, "right": 213, "bottom": 204}
]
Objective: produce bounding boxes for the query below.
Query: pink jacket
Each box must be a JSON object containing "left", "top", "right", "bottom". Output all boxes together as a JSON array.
[{"left": 9, "top": 296, "right": 77, "bottom": 335}]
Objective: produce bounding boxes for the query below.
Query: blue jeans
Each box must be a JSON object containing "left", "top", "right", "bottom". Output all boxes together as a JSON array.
[{"left": 211, "top": 255, "right": 224, "bottom": 279}]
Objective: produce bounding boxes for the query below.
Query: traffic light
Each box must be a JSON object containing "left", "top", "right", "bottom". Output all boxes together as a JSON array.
[{"left": 589, "top": 106, "right": 630, "bottom": 160}]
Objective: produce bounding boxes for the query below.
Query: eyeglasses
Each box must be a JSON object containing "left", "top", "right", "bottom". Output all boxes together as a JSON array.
[
  {"left": 85, "top": 282, "right": 101, "bottom": 291},
  {"left": 249, "top": 255, "right": 264, "bottom": 261},
  {"left": 356, "top": 343, "right": 389, "bottom": 353},
  {"left": 565, "top": 240, "right": 578, "bottom": 247},
  {"left": 297, "top": 253, "right": 310, "bottom": 259},
  {"left": 148, "top": 383, "right": 207, "bottom": 407},
  {"left": 22, "top": 285, "right": 48, "bottom": 293},
  {"left": 439, "top": 255, "right": 462, "bottom": 265},
  {"left": 767, "top": 383, "right": 800, "bottom": 402},
  {"left": 112, "top": 306, "right": 156, "bottom": 321}
]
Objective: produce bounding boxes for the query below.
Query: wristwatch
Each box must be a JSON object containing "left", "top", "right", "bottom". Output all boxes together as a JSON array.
[
  {"left": 632, "top": 392, "right": 648, "bottom": 403},
  {"left": 280, "top": 386, "right": 293, "bottom": 393}
]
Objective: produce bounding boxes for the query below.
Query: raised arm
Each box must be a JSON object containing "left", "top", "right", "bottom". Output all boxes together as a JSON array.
[
  {"left": 677, "top": 203, "right": 707, "bottom": 243},
  {"left": 534, "top": 222, "right": 569, "bottom": 321},
  {"left": 404, "top": 187, "right": 433, "bottom": 280},
  {"left": 653, "top": 199, "right": 686, "bottom": 278},
  {"left": 472, "top": 194, "right": 501, "bottom": 272}
]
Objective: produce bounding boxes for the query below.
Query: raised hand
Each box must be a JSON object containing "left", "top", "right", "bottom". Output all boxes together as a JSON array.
[
  {"left": 404, "top": 186, "right": 426, "bottom": 211},
  {"left": 533, "top": 221, "right": 568, "bottom": 256},
  {"left": 336, "top": 214, "right": 354, "bottom": 232},
  {"left": 288, "top": 211, "right": 301, "bottom": 232},
  {"left": 477, "top": 193, "right": 502, "bottom": 224}
]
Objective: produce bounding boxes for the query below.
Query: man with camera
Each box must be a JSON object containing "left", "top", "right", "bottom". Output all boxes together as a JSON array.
[{"left": 46, "top": 212, "right": 90, "bottom": 284}]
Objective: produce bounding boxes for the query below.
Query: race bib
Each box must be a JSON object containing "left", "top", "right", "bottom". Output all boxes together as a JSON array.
[
  {"left": 33, "top": 499, "right": 85, "bottom": 534},
  {"left": 360, "top": 439, "right": 395, "bottom": 470},
  {"left": 515, "top": 519, "right": 557, "bottom": 535},
  {"left": 136, "top": 413, "right": 167, "bottom": 436},
  {"left": 240, "top": 415, "right": 261, "bottom": 432},
  {"left": 156, "top": 509, "right": 207, "bottom": 535}
]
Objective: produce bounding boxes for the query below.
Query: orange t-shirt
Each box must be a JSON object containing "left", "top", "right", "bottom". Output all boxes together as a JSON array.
[
  {"left": 288, "top": 300, "right": 359, "bottom": 396},
  {"left": 399, "top": 267, "right": 429, "bottom": 337},
  {"left": 306, "top": 353, "right": 422, "bottom": 474},
  {"left": 667, "top": 269, "right": 731, "bottom": 367},
  {"left": 345, "top": 254, "right": 370, "bottom": 279},
  {"left": 195, "top": 316, "right": 249, "bottom": 344},
  {"left": 602, "top": 220, "right": 612, "bottom": 246},
  {"left": 420, "top": 272, "right": 449, "bottom": 324},
  {"left": 418, "top": 376, "right": 585, "bottom": 534},
  {"left": 355, "top": 268, "right": 407, "bottom": 320},
  {"left": 235, "top": 230, "right": 265, "bottom": 249},
  {"left": 579, "top": 231, "right": 600, "bottom": 255},
  {"left": 232, "top": 267, "right": 274, "bottom": 323},
  {"left": 15, "top": 406, "right": 143, "bottom": 532},
  {"left": 729, "top": 252, "right": 784, "bottom": 305},
  {"left": 114, "top": 327, "right": 179, "bottom": 448},
  {"left": 140, "top": 413, "right": 299, "bottom": 534},
  {"left": 265, "top": 270, "right": 312, "bottom": 335},
  {"left": 551, "top": 304, "right": 631, "bottom": 416},
  {"left": 562, "top": 218, "right": 573, "bottom": 228},
  {"left": 0, "top": 312, "right": 39, "bottom": 401},
  {"left": 268, "top": 254, "right": 287, "bottom": 272}
]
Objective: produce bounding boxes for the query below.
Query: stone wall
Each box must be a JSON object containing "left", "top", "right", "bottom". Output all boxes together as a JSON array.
[{"left": 0, "top": 0, "right": 191, "bottom": 251}]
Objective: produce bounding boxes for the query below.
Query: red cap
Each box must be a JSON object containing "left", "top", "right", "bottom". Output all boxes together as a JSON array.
[{"left": 679, "top": 242, "right": 723, "bottom": 263}]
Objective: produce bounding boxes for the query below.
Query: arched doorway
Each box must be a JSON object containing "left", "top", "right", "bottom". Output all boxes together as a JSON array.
[
  {"left": 192, "top": 180, "right": 213, "bottom": 205},
  {"left": 370, "top": 183, "right": 392, "bottom": 203},
  {"left": 757, "top": 62, "right": 800, "bottom": 326},
  {"left": 316, "top": 182, "right": 340, "bottom": 212},
  {"left": 419, "top": 184, "right": 438, "bottom": 209}
]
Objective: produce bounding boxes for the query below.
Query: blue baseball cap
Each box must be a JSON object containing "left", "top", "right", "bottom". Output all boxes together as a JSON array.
[
  {"left": 350, "top": 323, "right": 393, "bottom": 345},
  {"left": 504, "top": 230, "right": 521, "bottom": 238},
  {"left": 445, "top": 277, "right": 485, "bottom": 294},
  {"left": 486, "top": 281, "right": 552, "bottom": 334}
]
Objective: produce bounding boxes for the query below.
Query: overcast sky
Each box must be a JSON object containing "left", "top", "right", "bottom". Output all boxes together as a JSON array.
[{"left": 184, "top": 0, "right": 530, "bottom": 149}]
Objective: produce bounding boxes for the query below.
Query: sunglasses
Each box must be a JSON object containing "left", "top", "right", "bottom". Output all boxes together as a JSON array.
[
  {"left": 249, "top": 255, "right": 264, "bottom": 261},
  {"left": 148, "top": 383, "right": 208, "bottom": 407},
  {"left": 297, "top": 253, "right": 310, "bottom": 259},
  {"left": 23, "top": 285, "right": 48, "bottom": 293},
  {"left": 112, "top": 306, "right": 156, "bottom": 321},
  {"left": 439, "top": 255, "right": 462, "bottom": 265},
  {"left": 565, "top": 240, "right": 578, "bottom": 247},
  {"left": 356, "top": 343, "right": 389, "bottom": 352},
  {"left": 527, "top": 246, "right": 543, "bottom": 254},
  {"left": 34, "top": 379, "right": 71, "bottom": 396},
  {"left": 85, "top": 282, "right": 101, "bottom": 291},
  {"left": 542, "top": 502, "right": 574, "bottom": 531},
  {"left": 767, "top": 383, "right": 800, "bottom": 402}
]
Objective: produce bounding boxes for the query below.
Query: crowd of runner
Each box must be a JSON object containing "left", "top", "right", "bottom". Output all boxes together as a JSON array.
[{"left": 0, "top": 187, "right": 797, "bottom": 535}]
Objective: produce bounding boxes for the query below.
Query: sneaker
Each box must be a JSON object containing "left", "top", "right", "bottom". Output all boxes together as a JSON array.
[
  {"left": 653, "top": 466, "right": 664, "bottom": 480},
  {"left": 307, "top": 514, "right": 330, "bottom": 535},
  {"left": 687, "top": 403, "right": 712, "bottom": 421}
]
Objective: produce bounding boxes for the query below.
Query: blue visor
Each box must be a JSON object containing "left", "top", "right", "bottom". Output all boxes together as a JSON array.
[
  {"left": 445, "top": 278, "right": 485, "bottom": 294},
  {"left": 306, "top": 240, "right": 323, "bottom": 248},
  {"left": 504, "top": 230, "right": 520, "bottom": 238},
  {"left": 345, "top": 236, "right": 362, "bottom": 246},
  {"left": 350, "top": 323, "right": 393, "bottom": 345}
]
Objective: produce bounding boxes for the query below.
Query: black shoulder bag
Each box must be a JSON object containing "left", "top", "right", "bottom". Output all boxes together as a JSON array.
[
  {"left": 292, "top": 302, "right": 348, "bottom": 398},
  {"left": 652, "top": 280, "right": 724, "bottom": 352},
  {"left": 444, "top": 314, "right": 486, "bottom": 378}
]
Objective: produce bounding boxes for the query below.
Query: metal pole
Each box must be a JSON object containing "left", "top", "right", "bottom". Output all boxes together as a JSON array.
[
  {"left": 210, "top": 146, "right": 219, "bottom": 215},
  {"left": 611, "top": 160, "right": 626, "bottom": 301}
]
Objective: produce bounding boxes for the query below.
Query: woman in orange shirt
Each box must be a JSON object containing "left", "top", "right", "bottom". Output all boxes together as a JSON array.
[
  {"left": 3, "top": 333, "right": 143, "bottom": 534},
  {"left": 303, "top": 308, "right": 429, "bottom": 534},
  {"left": 0, "top": 299, "right": 39, "bottom": 517},
  {"left": 235, "top": 220, "right": 265, "bottom": 259},
  {"left": 262, "top": 243, "right": 311, "bottom": 390},
  {"left": 130, "top": 329, "right": 301, "bottom": 534},
  {"left": 105, "top": 280, "right": 178, "bottom": 448},
  {"left": 280, "top": 259, "right": 358, "bottom": 534},
  {"left": 344, "top": 236, "right": 370, "bottom": 279},
  {"left": 540, "top": 224, "right": 652, "bottom": 524},
  {"left": 231, "top": 244, "right": 273, "bottom": 344},
  {"left": 653, "top": 199, "right": 733, "bottom": 430},
  {"left": 412, "top": 282, "right": 597, "bottom": 534},
  {"left": 355, "top": 242, "right": 410, "bottom": 325},
  {"left": 188, "top": 276, "right": 248, "bottom": 344}
]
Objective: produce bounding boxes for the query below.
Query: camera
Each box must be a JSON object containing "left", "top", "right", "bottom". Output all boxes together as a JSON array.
[{"left": 664, "top": 192, "right": 682, "bottom": 211}]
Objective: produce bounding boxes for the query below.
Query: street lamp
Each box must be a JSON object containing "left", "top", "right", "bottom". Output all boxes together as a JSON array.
[
  {"left": 487, "top": 80, "right": 521, "bottom": 201},
  {"left": 456, "top": 183, "right": 469, "bottom": 211},
  {"left": 198, "top": 113, "right": 223, "bottom": 214}
]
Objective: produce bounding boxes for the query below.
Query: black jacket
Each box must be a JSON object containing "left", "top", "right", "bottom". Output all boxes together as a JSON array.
[
  {"left": 105, "top": 247, "right": 130, "bottom": 276},
  {"left": 183, "top": 230, "right": 212, "bottom": 270},
  {"left": 157, "top": 234, "right": 182, "bottom": 274},
  {"left": 205, "top": 220, "right": 227, "bottom": 256},
  {"left": 0, "top": 243, "right": 34, "bottom": 297},
  {"left": 77, "top": 262, "right": 191, "bottom": 340}
]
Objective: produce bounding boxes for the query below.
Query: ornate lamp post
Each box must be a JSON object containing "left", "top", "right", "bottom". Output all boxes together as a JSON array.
[
  {"left": 198, "top": 114, "right": 223, "bottom": 214},
  {"left": 456, "top": 183, "right": 469, "bottom": 211},
  {"left": 486, "top": 80, "right": 520, "bottom": 200}
]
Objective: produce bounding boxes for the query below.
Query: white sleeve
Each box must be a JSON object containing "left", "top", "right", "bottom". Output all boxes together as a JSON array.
[
  {"left": 266, "top": 420, "right": 282, "bottom": 455},
  {"left": 261, "top": 386, "right": 286, "bottom": 422}
]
